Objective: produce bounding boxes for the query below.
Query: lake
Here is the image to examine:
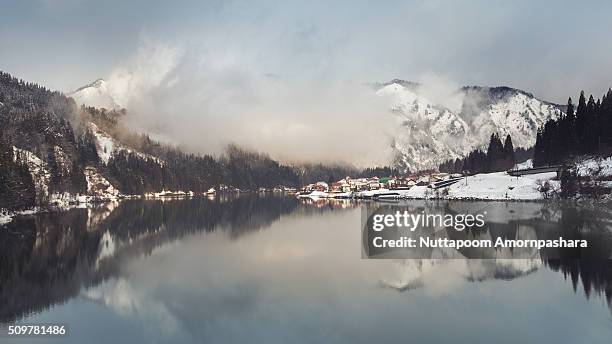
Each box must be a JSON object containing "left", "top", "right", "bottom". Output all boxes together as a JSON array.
[{"left": 1, "top": 195, "right": 612, "bottom": 343}]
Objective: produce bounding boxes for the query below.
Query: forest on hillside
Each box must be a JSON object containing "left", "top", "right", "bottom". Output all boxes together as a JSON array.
[
  {"left": 0, "top": 71, "right": 388, "bottom": 210},
  {"left": 438, "top": 133, "right": 531, "bottom": 174},
  {"left": 439, "top": 88, "right": 612, "bottom": 176},
  {"left": 534, "top": 89, "right": 612, "bottom": 166}
]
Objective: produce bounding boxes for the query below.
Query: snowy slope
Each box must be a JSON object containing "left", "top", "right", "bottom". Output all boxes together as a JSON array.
[
  {"left": 576, "top": 156, "right": 612, "bottom": 178},
  {"left": 12, "top": 146, "right": 124, "bottom": 202},
  {"left": 379, "top": 82, "right": 563, "bottom": 172},
  {"left": 12, "top": 146, "right": 51, "bottom": 201},
  {"left": 378, "top": 83, "right": 474, "bottom": 171},
  {"left": 70, "top": 77, "right": 561, "bottom": 174},
  {"left": 0, "top": 210, "right": 12, "bottom": 225},
  {"left": 393, "top": 171, "right": 558, "bottom": 201},
  {"left": 85, "top": 167, "right": 120, "bottom": 199},
  {"left": 88, "top": 123, "right": 164, "bottom": 165},
  {"left": 513, "top": 159, "right": 534, "bottom": 170},
  {"left": 69, "top": 79, "right": 122, "bottom": 110},
  {"left": 445, "top": 172, "right": 557, "bottom": 200}
]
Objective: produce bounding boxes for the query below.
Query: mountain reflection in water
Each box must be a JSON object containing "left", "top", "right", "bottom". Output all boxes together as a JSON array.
[{"left": 1, "top": 195, "right": 611, "bottom": 343}]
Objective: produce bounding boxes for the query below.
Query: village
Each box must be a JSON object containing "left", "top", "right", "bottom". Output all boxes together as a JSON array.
[
  {"left": 134, "top": 171, "right": 463, "bottom": 200},
  {"left": 297, "top": 171, "right": 465, "bottom": 200},
  {"left": 294, "top": 155, "right": 612, "bottom": 201}
]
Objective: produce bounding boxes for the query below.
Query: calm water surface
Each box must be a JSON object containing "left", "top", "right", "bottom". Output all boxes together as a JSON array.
[{"left": 1, "top": 195, "right": 612, "bottom": 343}]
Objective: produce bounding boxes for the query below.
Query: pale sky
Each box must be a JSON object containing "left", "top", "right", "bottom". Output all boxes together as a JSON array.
[{"left": 1, "top": 0, "right": 611, "bottom": 102}]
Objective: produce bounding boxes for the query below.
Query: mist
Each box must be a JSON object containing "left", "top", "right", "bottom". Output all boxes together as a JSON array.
[
  {"left": 416, "top": 73, "right": 463, "bottom": 114},
  {"left": 101, "top": 40, "right": 400, "bottom": 167}
]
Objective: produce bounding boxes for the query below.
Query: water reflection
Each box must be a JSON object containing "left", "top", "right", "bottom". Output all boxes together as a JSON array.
[
  {"left": 363, "top": 200, "right": 612, "bottom": 307},
  {"left": 0, "top": 196, "right": 611, "bottom": 343},
  {"left": 365, "top": 201, "right": 612, "bottom": 260},
  {"left": 0, "top": 195, "right": 303, "bottom": 324}
]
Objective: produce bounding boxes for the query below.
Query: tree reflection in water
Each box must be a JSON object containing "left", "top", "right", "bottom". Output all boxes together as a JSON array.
[{"left": 0, "top": 196, "right": 611, "bottom": 324}]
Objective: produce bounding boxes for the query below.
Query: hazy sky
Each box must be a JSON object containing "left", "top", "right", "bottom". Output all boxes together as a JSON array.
[
  {"left": 2, "top": 0, "right": 611, "bottom": 102},
  {"left": 2, "top": 0, "right": 612, "bottom": 165}
]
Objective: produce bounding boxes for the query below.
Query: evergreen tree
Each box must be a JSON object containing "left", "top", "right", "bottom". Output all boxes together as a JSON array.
[
  {"left": 503, "top": 134, "right": 516, "bottom": 170},
  {"left": 575, "top": 91, "right": 588, "bottom": 152},
  {"left": 0, "top": 140, "right": 36, "bottom": 209},
  {"left": 486, "top": 133, "right": 506, "bottom": 172},
  {"left": 584, "top": 95, "right": 598, "bottom": 153},
  {"left": 559, "top": 97, "right": 577, "bottom": 155},
  {"left": 534, "top": 88, "right": 612, "bottom": 167}
]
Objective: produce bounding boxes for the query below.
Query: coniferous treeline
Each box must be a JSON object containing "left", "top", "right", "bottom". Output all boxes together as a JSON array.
[
  {"left": 0, "top": 139, "right": 35, "bottom": 209},
  {"left": 534, "top": 89, "right": 612, "bottom": 166},
  {"left": 358, "top": 166, "right": 398, "bottom": 178},
  {"left": 439, "top": 134, "right": 517, "bottom": 174},
  {"left": 1, "top": 71, "right": 90, "bottom": 207}
]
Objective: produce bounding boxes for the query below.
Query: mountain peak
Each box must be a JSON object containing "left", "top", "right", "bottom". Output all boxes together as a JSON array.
[
  {"left": 72, "top": 78, "right": 106, "bottom": 93},
  {"left": 90, "top": 78, "right": 107, "bottom": 88},
  {"left": 69, "top": 78, "right": 122, "bottom": 110}
]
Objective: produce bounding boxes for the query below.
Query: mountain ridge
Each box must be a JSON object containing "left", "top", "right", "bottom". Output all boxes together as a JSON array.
[
  {"left": 377, "top": 81, "right": 564, "bottom": 172},
  {"left": 1, "top": 70, "right": 370, "bottom": 210},
  {"left": 71, "top": 77, "right": 564, "bottom": 173},
  {"left": 68, "top": 78, "right": 122, "bottom": 110}
]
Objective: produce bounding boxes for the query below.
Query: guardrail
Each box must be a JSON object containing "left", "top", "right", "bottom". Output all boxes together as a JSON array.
[{"left": 507, "top": 165, "right": 564, "bottom": 177}]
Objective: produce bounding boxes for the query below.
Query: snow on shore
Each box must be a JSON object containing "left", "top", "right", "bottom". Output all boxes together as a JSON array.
[
  {"left": 370, "top": 172, "right": 554, "bottom": 201},
  {"left": 513, "top": 159, "right": 533, "bottom": 170},
  {"left": 444, "top": 172, "right": 557, "bottom": 200},
  {"left": 353, "top": 156, "right": 612, "bottom": 201},
  {"left": 0, "top": 208, "right": 40, "bottom": 226},
  {"left": 0, "top": 211, "right": 11, "bottom": 225},
  {"left": 85, "top": 166, "right": 120, "bottom": 199},
  {"left": 576, "top": 156, "right": 612, "bottom": 178},
  {"left": 327, "top": 171, "right": 558, "bottom": 201}
]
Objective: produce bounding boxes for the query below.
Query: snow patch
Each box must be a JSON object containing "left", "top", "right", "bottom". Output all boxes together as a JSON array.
[
  {"left": 513, "top": 159, "right": 533, "bottom": 170},
  {"left": 69, "top": 79, "right": 122, "bottom": 110},
  {"left": 0, "top": 208, "right": 41, "bottom": 226},
  {"left": 576, "top": 156, "right": 612, "bottom": 178},
  {"left": 88, "top": 123, "right": 116, "bottom": 163},
  {"left": 12, "top": 146, "right": 51, "bottom": 201},
  {"left": 88, "top": 122, "right": 163, "bottom": 165},
  {"left": 444, "top": 172, "right": 557, "bottom": 200},
  {"left": 0, "top": 210, "right": 12, "bottom": 225},
  {"left": 366, "top": 171, "right": 558, "bottom": 201},
  {"left": 85, "top": 166, "right": 120, "bottom": 199}
]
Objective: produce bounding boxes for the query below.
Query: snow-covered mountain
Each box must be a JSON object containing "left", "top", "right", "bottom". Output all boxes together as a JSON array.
[
  {"left": 378, "top": 80, "right": 563, "bottom": 172},
  {"left": 69, "top": 77, "right": 563, "bottom": 173},
  {"left": 69, "top": 79, "right": 122, "bottom": 110}
]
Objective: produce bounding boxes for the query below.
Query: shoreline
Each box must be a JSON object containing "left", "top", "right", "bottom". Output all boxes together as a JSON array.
[{"left": 3, "top": 190, "right": 610, "bottom": 226}]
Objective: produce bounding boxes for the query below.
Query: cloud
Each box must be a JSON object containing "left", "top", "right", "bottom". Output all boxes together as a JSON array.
[
  {"left": 416, "top": 73, "right": 463, "bottom": 113},
  {"left": 83, "top": 278, "right": 183, "bottom": 337},
  {"left": 105, "top": 39, "right": 182, "bottom": 108},
  {"left": 3, "top": 0, "right": 612, "bottom": 104},
  {"left": 106, "top": 39, "right": 398, "bottom": 167}
]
